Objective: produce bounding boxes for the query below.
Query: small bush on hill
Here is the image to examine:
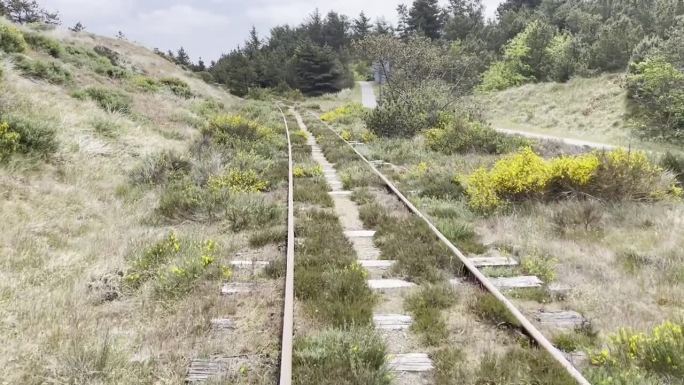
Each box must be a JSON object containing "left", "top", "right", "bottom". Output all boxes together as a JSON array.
[
  {"left": 626, "top": 56, "right": 684, "bottom": 141},
  {"left": 130, "top": 76, "right": 160, "bottom": 93},
  {"left": 0, "top": 23, "right": 27, "bottom": 53},
  {"left": 64, "top": 44, "right": 128, "bottom": 79},
  {"left": 660, "top": 152, "right": 684, "bottom": 186},
  {"left": 73, "top": 87, "right": 132, "bottom": 113},
  {"left": 207, "top": 169, "right": 268, "bottom": 193},
  {"left": 160, "top": 77, "right": 192, "bottom": 98},
  {"left": 466, "top": 147, "right": 681, "bottom": 212},
  {"left": 425, "top": 117, "right": 528, "bottom": 155},
  {"left": 0, "top": 114, "right": 57, "bottom": 157},
  {"left": 12, "top": 54, "right": 71, "bottom": 84},
  {"left": 202, "top": 114, "right": 271, "bottom": 144},
  {"left": 23, "top": 31, "right": 63, "bottom": 57},
  {"left": 130, "top": 150, "right": 191, "bottom": 185}
]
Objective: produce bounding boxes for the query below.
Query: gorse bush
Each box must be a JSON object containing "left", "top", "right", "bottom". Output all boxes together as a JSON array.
[
  {"left": 202, "top": 114, "right": 269, "bottom": 143},
  {"left": 0, "top": 121, "right": 20, "bottom": 159},
  {"left": 74, "top": 87, "right": 132, "bottom": 113},
  {"left": 0, "top": 114, "right": 57, "bottom": 157},
  {"left": 12, "top": 54, "right": 72, "bottom": 84},
  {"left": 293, "top": 164, "right": 323, "bottom": 178},
  {"left": 23, "top": 31, "right": 64, "bottom": 57},
  {"left": 124, "top": 232, "right": 181, "bottom": 289},
  {"left": 626, "top": 56, "right": 684, "bottom": 141},
  {"left": 590, "top": 321, "right": 684, "bottom": 381},
  {"left": 320, "top": 102, "right": 365, "bottom": 124},
  {"left": 0, "top": 23, "right": 27, "bottom": 53},
  {"left": 207, "top": 169, "right": 268, "bottom": 193},
  {"left": 466, "top": 147, "right": 681, "bottom": 212}
]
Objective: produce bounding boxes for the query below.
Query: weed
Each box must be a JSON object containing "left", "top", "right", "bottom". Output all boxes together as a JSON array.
[
  {"left": 339, "top": 162, "right": 380, "bottom": 189},
  {"left": 520, "top": 254, "right": 557, "bottom": 283},
  {"left": 358, "top": 202, "right": 390, "bottom": 229},
  {"left": 470, "top": 293, "right": 520, "bottom": 328},
  {"left": 124, "top": 232, "right": 181, "bottom": 289},
  {"left": 12, "top": 54, "right": 72, "bottom": 84},
  {"left": 0, "top": 114, "right": 57, "bottom": 157},
  {"left": 264, "top": 258, "right": 285, "bottom": 279},
  {"left": 248, "top": 226, "right": 287, "bottom": 248},
  {"left": 475, "top": 345, "right": 577, "bottom": 385},
  {"left": 294, "top": 177, "right": 333, "bottom": 207},
  {"left": 293, "top": 327, "right": 390, "bottom": 385},
  {"left": 405, "top": 283, "right": 458, "bottom": 346},
  {"left": 434, "top": 218, "right": 487, "bottom": 255},
  {"left": 0, "top": 121, "right": 20, "bottom": 159},
  {"left": 552, "top": 199, "right": 604, "bottom": 235},
  {"left": 156, "top": 176, "right": 205, "bottom": 220},
  {"left": 293, "top": 164, "right": 323, "bottom": 178},
  {"left": 154, "top": 240, "right": 220, "bottom": 300},
  {"left": 553, "top": 327, "right": 597, "bottom": 352},
  {"left": 660, "top": 151, "right": 684, "bottom": 186},
  {"left": 208, "top": 169, "right": 268, "bottom": 193},
  {"left": 130, "top": 150, "right": 191, "bottom": 185},
  {"left": 90, "top": 116, "right": 122, "bottom": 137}
]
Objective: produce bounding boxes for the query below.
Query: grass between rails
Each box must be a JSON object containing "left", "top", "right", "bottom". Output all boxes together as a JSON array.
[{"left": 288, "top": 109, "right": 389, "bottom": 385}]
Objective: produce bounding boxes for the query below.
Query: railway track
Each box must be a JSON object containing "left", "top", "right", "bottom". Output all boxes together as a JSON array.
[{"left": 274, "top": 102, "right": 592, "bottom": 385}]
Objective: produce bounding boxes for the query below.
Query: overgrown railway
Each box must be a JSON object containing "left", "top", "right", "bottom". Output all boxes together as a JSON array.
[{"left": 274, "top": 104, "right": 592, "bottom": 385}]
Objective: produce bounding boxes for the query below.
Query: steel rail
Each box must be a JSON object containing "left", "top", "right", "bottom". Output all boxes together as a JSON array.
[
  {"left": 305, "top": 109, "right": 592, "bottom": 385},
  {"left": 276, "top": 104, "right": 295, "bottom": 385}
]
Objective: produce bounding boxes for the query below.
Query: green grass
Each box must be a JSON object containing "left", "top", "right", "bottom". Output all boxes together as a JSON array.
[
  {"left": 294, "top": 177, "right": 333, "bottom": 207},
  {"left": 73, "top": 87, "right": 132, "bottom": 113},
  {"left": 293, "top": 328, "right": 390, "bottom": 385},
  {"left": 23, "top": 31, "right": 64, "bottom": 58},
  {"left": 248, "top": 225, "right": 287, "bottom": 248},
  {"left": 12, "top": 54, "right": 72, "bottom": 84},
  {"left": 405, "top": 283, "right": 458, "bottom": 346},
  {"left": 470, "top": 293, "right": 521, "bottom": 328}
]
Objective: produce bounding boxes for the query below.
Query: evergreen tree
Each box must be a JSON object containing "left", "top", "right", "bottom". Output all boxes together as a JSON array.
[
  {"left": 292, "top": 40, "right": 346, "bottom": 96},
  {"left": 304, "top": 9, "right": 324, "bottom": 45},
  {"left": 69, "top": 21, "right": 85, "bottom": 32},
  {"left": 244, "top": 26, "right": 261, "bottom": 58},
  {"left": 396, "top": 4, "right": 410, "bottom": 39},
  {"left": 322, "top": 11, "right": 350, "bottom": 50},
  {"left": 374, "top": 18, "right": 394, "bottom": 36},
  {"left": 197, "top": 58, "right": 206, "bottom": 72},
  {"left": 0, "top": 0, "right": 60, "bottom": 24},
  {"left": 176, "top": 47, "right": 191, "bottom": 66},
  {"left": 444, "top": 0, "right": 484, "bottom": 41},
  {"left": 407, "top": 0, "right": 444, "bottom": 40},
  {"left": 352, "top": 12, "right": 372, "bottom": 40},
  {"left": 116, "top": 31, "right": 126, "bottom": 40}
]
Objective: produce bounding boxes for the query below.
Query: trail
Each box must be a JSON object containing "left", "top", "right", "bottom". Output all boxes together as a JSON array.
[
  {"left": 494, "top": 127, "right": 617, "bottom": 150},
  {"left": 359, "top": 81, "right": 377, "bottom": 109}
]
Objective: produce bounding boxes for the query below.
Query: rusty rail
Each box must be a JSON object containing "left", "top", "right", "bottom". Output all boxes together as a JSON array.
[
  {"left": 305, "top": 110, "right": 592, "bottom": 385},
  {"left": 276, "top": 104, "right": 295, "bottom": 385}
]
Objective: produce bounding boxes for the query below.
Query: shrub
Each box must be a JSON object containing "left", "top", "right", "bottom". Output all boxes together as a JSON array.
[
  {"left": 475, "top": 346, "right": 577, "bottom": 385},
  {"left": 248, "top": 226, "right": 287, "bottom": 248},
  {"left": 466, "top": 147, "right": 681, "bottom": 212},
  {"left": 660, "top": 152, "right": 684, "bottom": 185},
  {"left": 160, "top": 77, "right": 192, "bottom": 98},
  {"left": 520, "top": 254, "right": 557, "bottom": 282},
  {"left": 130, "top": 150, "right": 191, "bottom": 185},
  {"left": 626, "top": 56, "right": 684, "bottom": 141},
  {"left": 202, "top": 114, "right": 267, "bottom": 143},
  {"left": 74, "top": 87, "right": 132, "bottom": 113},
  {"left": 154, "top": 240, "right": 220, "bottom": 300},
  {"left": 478, "top": 60, "right": 529, "bottom": 92},
  {"left": 293, "top": 328, "right": 390, "bottom": 385},
  {"left": 0, "top": 121, "right": 20, "bottom": 159},
  {"left": 590, "top": 321, "right": 684, "bottom": 380},
  {"left": 405, "top": 284, "right": 457, "bottom": 346},
  {"left": 156, "top": 177, "right": 206, "bottom": 220},
  {"left": 90, "top": 116, "right": 122, "bottom": 137},
  {"left": 23, "top": 31, "right": 64, "bottom": 57},
  {"left": 293, "top": 177, "right": 333, "bottom": 207},
  {"left": 425, "top": 117, "right": 528, "bottom": 155},
  {"left": 224, "top": 194, "right": 281, "bottom": 232},
  {"left": 12, "top": 54, "right": 72, "bottom": 84},
  {"left": 320, "top": 103, "right": 365, "bottom": 124},
  {"left": 0, "top": 114, "right": 57, "bottom": 157},
  {"left": 124, "top": 232, "right": 181, "bottom": 289},
  {"left": 130, "top": 76, "right": 160, "bottom": 93},
  {"left": 207, "top": 169, "right": 268, "bottom": 193},
  {"left": 0, "top": 23, "right": 27, "bottom": 53},
  {"left": 293, "top": 164, "right": 323, "bottom": 178}
]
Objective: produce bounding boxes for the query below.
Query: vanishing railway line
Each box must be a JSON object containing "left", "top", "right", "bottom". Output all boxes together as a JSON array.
[{"left": 273, "top": 103, "right": 592, "bottom": 385}]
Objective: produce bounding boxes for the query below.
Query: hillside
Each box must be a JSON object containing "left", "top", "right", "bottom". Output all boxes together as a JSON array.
[
  {"left": 1, "top": 20, "right": 288, "bottom": 384},
  {"left": 477, "top": 74, "right": 684, "bottom": 155}
]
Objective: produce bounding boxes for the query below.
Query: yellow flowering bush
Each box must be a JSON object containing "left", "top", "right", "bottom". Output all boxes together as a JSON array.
[
  {"left": 590, "top": 321, "right": 684, "bottom": 378},
  {"left": 125, "top": 232, "right": 182, "bottom": 289},
  {"left": 361, "top": 130, "right": 377, "bottom": 143},
  {"left": 208, "top": 169, "right": 268, "bottom": 193},
  {"left": 320, "top": 103, "right": 365, "bottom": 123},
  {"left": 466, "top": 147, "right": 681, "bottom": 212},
  {"left": 340, "top": 129, "right": 352, "bottom": 141},
  {"left": 203, "top": 114, "right": 271, "bottom": 142},
  {"left": 0, "top": 122, "right": 21, "bottom": 159},
  {"left": 293, "top": 164, "right": 323, "bottom": 178},
  {"left": 0, "top": 23, "right": 28, "bottom": 53}
]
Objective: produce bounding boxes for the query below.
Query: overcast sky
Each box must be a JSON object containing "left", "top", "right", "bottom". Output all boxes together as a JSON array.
[{"left": 40, "top": 0, "right": 503, "bottom": 62}]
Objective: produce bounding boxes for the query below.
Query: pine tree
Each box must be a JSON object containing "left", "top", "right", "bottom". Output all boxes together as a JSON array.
[
  {"left": 116, "top": 31, "right": 126, "bottom": 40},
  {"left": 244, "top": 26, "right": 261, "bottom": 58},
  {"left": 374, "top": 18, "right": 394, "bottom": 36},
  {"left": 197, "top": 58, "right": 206, "bottom": 72},
  {"left": 0, "top": 0, "right": 60, "bottom": 24},
  {"left": 445, "top": 0, "right": 484, "bottom": 40},
  {"left": 408, "top": 0, "right": 444, "bottom": 40},
  {"left": 69, "top": 21, "right": 85, "bottom": 32},
  {"left": 396, "top": 4, "right": 410, "bottom": 39},
  {"left": 353, "top": 12, "right": 372, "bottom": 40},
  {"left": 305, "top": 9, "right": 324, "bottom": 45},
  {"left": 176, "top": 47, "right": 191, "bottom": 66},
  {"left": 292, "top": 40, "right": 346, "bottom": 96},
  {"left": 322, "top": 11, "right": 349, "bottom": 50}
]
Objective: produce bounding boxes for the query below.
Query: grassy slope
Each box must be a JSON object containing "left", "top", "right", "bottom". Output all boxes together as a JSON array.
[
  {"left": 1, "top": 24, "right": 284, "bottom": 384},
  {"left": 477, "top": 74, "right": 684, "bottom": 155}
]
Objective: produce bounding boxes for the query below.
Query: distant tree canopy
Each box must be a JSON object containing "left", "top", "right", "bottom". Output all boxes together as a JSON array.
[{"left": 0, "top": 0, "right": 59, "bottom": 24}]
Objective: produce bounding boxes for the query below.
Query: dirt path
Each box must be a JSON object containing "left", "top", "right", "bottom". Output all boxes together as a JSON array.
[
  {"left": 494, "top": 126, "right": 617, "bottom": 149},
  {"left": 359, "top": 81, "right": 378, "bottom": 109}
]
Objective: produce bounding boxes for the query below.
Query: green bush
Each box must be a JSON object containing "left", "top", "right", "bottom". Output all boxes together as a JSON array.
[
  {"left": 12, "top": 54, "right": 72, "bottom": 84},
  {"left": 425, "top": 117, "right": 528, "bottom": 155},
  {"left": 64, "top": 44, "right": 128, "bottom": 79},
  {"left": 124, "top": 232, "right": 181, "bottom": 289},
  {"left": 478, "top": 60, "right": 529, "bottom": 92},
  {"left": 23, "top": 31, "right": 64, "bottom": 57},
  {"left": 130, "top": 76, "right": 160, "bottom": 93},
  {"left": 660, "top": 152, "right": 684, "bottom": 186},
  {"left": 293, "top": 328, "right": 390, "bottom": 385},
  {"left": 626, "top": 56, "right": 684, "bottom": 141},
  {"left": 248, "top": 226, "right": 287, "bottom": 248},
  {"left": 130, "top": 150, "right": 191, "bottom": 185},
  {"left": 74, "top": 87, "right": 132, "bottom": 113},
  {"left": 0, "top": 121, "right": 20, "bottom": 159},
  {"left": 0, "top": 114, "right": 57, "bottom": 157},
  {"left": 0, "top": 23, "right": 27, "bottom": 53},
  {"left": 160, "top": 77, "right": 192, "bottom": 98},
  {"left": 470, "top": 293, "right": 520, "bottom": 327}
]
